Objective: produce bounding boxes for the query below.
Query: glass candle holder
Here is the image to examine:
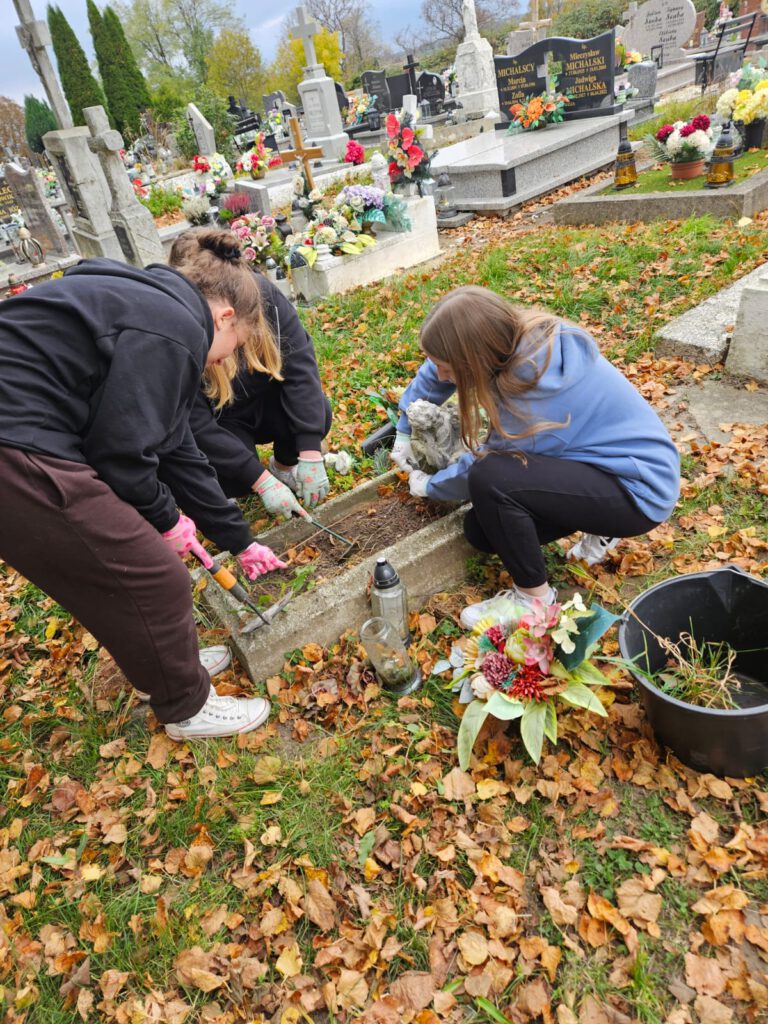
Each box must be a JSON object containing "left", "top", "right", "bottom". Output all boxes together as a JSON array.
[{"left": 360, "top": 616, "right": 422, "bottom": 696}]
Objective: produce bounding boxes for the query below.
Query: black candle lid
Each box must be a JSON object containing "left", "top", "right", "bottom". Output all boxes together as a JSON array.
[{"left": 373, "top": 558, "right": 400, "bottom": 589}]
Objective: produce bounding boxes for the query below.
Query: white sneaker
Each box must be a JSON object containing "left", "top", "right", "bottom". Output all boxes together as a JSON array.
[
  {"left": 165, "top": 689, "right": 270, "bottom": 741},
  {"left": 134, "top": 645, "right": 232, "bottom": 702},
  {"left": 459, "top": 585, "right": 557, "bottom": 630},
  {"left": 567, "top": 535, "right": 620, "bottom": 567},
  {"left": 268, "top": 456, "right": 298, "bottom": 493}
]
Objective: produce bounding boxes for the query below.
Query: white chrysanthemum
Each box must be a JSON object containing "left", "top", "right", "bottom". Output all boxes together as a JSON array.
[
  {"left": 717, "top": 88, "right": 739, "bottom": 118},
  {"left": 315, "top": 226, "right": 337, "bottom": 245},
  {"left": 688, "top": 129, "right": 712, "bottom": 154},
  {"left": 666, "top": 130, "right": 683, "bottom": 156}
]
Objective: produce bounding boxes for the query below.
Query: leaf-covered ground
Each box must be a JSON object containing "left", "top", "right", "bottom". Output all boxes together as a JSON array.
[{"left": 1, "top": 205, "right": 767, "bottom": 1024}]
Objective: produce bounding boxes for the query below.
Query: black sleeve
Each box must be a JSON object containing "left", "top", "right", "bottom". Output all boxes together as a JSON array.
[
  {"left": 81, "top": 329, "right": 202, "bottom": 533},
  {"left": 267, "top": 282, "right": 328, "bottom": 451},
  {"left": 189, "top": 389, "right": 266, "bottom": 494},
  {"left": 156, "top": 425, "right": 253, "bottom": 555}
]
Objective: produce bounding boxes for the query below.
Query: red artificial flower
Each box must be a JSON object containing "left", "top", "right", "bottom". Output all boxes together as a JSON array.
[
  {"left": 509, "top": 665, "right": 546, "bottom": 702},
  {"left": 484, "top": 625, "right": 506, "bottom": 653},
  {"left": 655, "top": 124, "right": 674, "bottom": 143},
  {"left": 401, "top": 127, "right": 415, "bottom": 149},
  {"left": 407, "top": 145, "right": 424, "bottom": 170},
  {"left": 388, "top": 161, "right": 399, "bottom": 179},
  {"left": 691, "top": 114, "right": 710, "bottom": 132},
  {"left": 386, "top": 113, "right": 399, "bottom": 138},
  {"left": 679, "top": 124, "right": 696, "bottom": 138},
  {"left": 344, "top": 139, "right": 365, "bottom": 165}
]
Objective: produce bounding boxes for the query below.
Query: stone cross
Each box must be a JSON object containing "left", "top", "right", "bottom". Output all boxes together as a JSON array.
[
  {"left": 13, "top": 0, "right": 72, "bottom": 128},
  {"left": 520, "top": 0, "right": 552, "bottom": 34},
  {"left": 83, "top": 104, "right": 163, "bottom": 267},
  {"left": 292, "top": 5, "right": 319, "bottom": 69},
  {"left": 462, "top": 0, "right": 480, "bottom": 39},
  {"left": 281, "top": 116, "right": 324, "bottom": 191}
]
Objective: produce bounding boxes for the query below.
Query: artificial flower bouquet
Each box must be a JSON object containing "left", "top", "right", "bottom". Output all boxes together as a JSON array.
[
  {"left": 290, "top": 207, "right": 375, "bottom": 267},
  {"left": 436, "top": 593, "right": 617, "bottom": 766},
  {"left": 717, "top": 80, "right": 768, "bottom": 125},
  {"left": 508, "top": 86, "right": 571, "bottom": 132},
  {"left": 346, "top": 93, "right": 377, "bottom": 126},
  {"left": 335, "top": 185, "right": 412, "bottom": 233},
  {"left": 194, "top": 152, "right": 231, "bottom": 195},
  {"left": 235, "top": 134, "right": 268, "bottom": 177},
  {"left": 386, "top": 111, "right": 432, "bottom": 189},
  {"left": 230, "top": 213, "right": 286, "bottom": 267},
  {"left": 649, "top": 115, "right": 714, "bottom": 163},
  {"left": 292, "top": 172, "right": 325, "bottom": 220},
  {"left": 192, "top": 154, "right": 210, "bottom": 174},
  {"left": 615, "top": 42, "right": 644, "bottom": 71},
  {"left": 344, "top": 139, "right": 366, "bottom": 165}
]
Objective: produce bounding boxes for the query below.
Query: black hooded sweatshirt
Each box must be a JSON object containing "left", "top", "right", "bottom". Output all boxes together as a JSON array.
[
  {"left": 189, "top": 276, "right": 327, "bottom": 494},
  {"left": 0, "top": 258, "right": 252, "bottom": 554}
]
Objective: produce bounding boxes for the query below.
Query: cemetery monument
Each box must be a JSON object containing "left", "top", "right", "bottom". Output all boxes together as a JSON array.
[
  {"left": 186, "top": 103, "right": 216, "bottom": 157},
  {"left": 3, "top": 161, "right": 68, "bottom": 260},
  {"left": 13, "top": 0, "right": 72, "bottom": 129},
  {"left": 293, "top": 6, "right": 348, "bottom": 160},
  {"left": 455, "top": 0, "right": 500, "bottom": 117},
  {"left": 621, "top": 0, "right": 697, "bottom": 67},
  {"left": 507, "top": 0, "right": 552, "bottom": 58}
]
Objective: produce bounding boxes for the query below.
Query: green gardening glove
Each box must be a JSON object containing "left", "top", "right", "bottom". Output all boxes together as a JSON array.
[
  {"left": 296, "top": 456, "right": 330, "bottom": 508},
  {"left": 254, "top": 473, "right": 308, "bottom": 520}
]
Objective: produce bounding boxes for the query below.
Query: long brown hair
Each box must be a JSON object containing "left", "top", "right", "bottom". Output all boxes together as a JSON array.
[
  {"left": 168, "top": 227, "right": 282, "bottom": 407},
  {"left": 419, "top": 285, "right": 573, "bottom": 453}
]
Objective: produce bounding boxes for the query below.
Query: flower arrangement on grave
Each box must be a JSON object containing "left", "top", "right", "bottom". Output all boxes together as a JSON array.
[
  {"left": 345, "top": 93, "right": 377, "bottom": 126},
  {"left": 385, "top": 111, "right": 432, "bottom": 191},
  {"left": 344, "top": 139, "right": 366, "bottom": 165},
  {"left": 193, "top": 154, "right": 210, "bottom": 174},
  {"left": 292, "top": 172, "right": 325, "bottom": 220},
  {"left": 508, "top": 85, "right": 571, "bottom": 132},
  {"left": 335, "top": 185, "right": 412, "bottom": 233},
  {"left": 38, "top": 169, "right": 60, "bottom": 200},
  {"left": 718, "top": 80, "right": 768, "bottom": 125},
  {"left": 230, "top": 213, "right": 286, "bottom": 267},
  {"left": 182, "top": 195, "right": 212, "bottom": 226},
  {"left": 235, "top": 134, "right": 268, "bottom": 178},
  {"left": 442, "top": 64, "right": 457, "bottom": 89},
  {"left": 267, "top": 110, "right": 284, "bottom": 135},
  {"left": 202, "top": 153, "right": 231, "bottom": 196},
  {"left": 649, "top": 115, "right": 715, "bottom": 163},
  {"left": 615, "top": 42, "right": 644, "bottom": 71},
  {"left": 436, "top": 593, "right": 617, "bottom": 766},
  {"left": 290, "top": 207, "right": 376, "bottom": 267},
  {"left": 218, "top": 191, "right": 251, "bottom": 224}
]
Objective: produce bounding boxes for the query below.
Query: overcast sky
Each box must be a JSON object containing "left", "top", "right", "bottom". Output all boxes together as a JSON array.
[{"left": 2, "top": 0, "right": 418, "bottom": 105}]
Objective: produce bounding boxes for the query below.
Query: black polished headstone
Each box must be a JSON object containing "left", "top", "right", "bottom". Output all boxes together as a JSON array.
[
  {"left": 386, "top": 72, "right": 410, "bottom": 111},
  {"left": 334, "top": 80, "right": 348, "bottom": 114},
  {"left": 494, "top": 30, "right": 618, "bottom": 124},
  {"left": 417, "top": 71, "right": 445, "bottom": 114},
  {"left": 361, "top": 70, "right": 391, "bottom": 112}
]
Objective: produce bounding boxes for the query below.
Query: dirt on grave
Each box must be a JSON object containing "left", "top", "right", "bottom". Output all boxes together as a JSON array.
[{"left": 244, "top": 480, "right": 452, "bottom": 605}]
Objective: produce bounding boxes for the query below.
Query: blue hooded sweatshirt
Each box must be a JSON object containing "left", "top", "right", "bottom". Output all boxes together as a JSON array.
[{"left": 397, "top": 323, "right": 680, "bottom": 521}]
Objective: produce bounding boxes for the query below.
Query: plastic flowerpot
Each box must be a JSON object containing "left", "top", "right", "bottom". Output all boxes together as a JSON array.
[
  {"left": 617, "top": 566, "right": 768, "bottom": 777},
  {"left": 670, "top": 159, "right": 705, "bottom": 180},
  {"left": 744, "top": 118, "right": 768, "bottom": 150}
]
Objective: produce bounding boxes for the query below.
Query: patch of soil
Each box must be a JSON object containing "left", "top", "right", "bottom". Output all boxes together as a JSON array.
[{"left": 247, "top": 484, "right": 453, "bottom": 602}]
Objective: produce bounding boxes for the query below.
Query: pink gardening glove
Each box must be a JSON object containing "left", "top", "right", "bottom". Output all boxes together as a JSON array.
[
  {"left": 162, "top": 514, "right": 213, "bottom": 567},
  {"left": 237, "top": 541, "right": 286, "bottom": 580}
]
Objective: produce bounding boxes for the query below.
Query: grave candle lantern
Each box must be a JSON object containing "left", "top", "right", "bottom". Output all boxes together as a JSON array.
[
  {"left": 706, "top": 121, "right": 736, "bottom": 189},
  {"left": 613, "top": 122, "right": 638, "bottom": 191},
  {"left": 371, "top": 557, "right": 410, "bottom": 642},
  {"left": 360, "top": 616, "right": 422, "bottom": 695}
]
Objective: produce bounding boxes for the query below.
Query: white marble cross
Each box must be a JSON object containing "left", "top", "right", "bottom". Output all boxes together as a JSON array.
[{"left": 292, "top": 5, "right": 319, "bottom": 69}]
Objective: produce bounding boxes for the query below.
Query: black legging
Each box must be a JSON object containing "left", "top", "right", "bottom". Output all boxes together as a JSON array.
[{"left": 465, "top": 452, "right": 659, "bottom": 588}]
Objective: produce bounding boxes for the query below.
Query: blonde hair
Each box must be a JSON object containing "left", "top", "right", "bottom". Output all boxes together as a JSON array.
[
  {"left": 168, "top": 227, "right": 282, "bottom": 407},
  {"left": 419, "top": 285, "right": 582, "bottom": 453}
]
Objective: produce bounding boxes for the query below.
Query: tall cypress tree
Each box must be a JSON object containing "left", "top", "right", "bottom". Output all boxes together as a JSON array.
[
  {"left": 47, "top": 4, "right": 109, "bottom": 126},
  {"left": 88, "top": 1, "right": 149, "bottom": 136},
  {"left": 24, "top": 95, "right": 58, "bottom": 152}
]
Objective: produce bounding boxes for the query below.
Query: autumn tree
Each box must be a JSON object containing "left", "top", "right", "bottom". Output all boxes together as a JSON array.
[
  {"left": 88, "top": 1, "right": 151, "bottom": 136},
  {"left": 0, "top": 97, "right": 30, "bottom": 158},
  {"left": 206, "top": 28, "right": 265, "bottom": 110},
  {"left": 23, "top": 95, "right": 57, "bottom": 153},
  {"left": 419, "top": 0, "right": 513, "bottom": 42},
  {"left": 551, "top": 0, "right": 627, "bottom": 39},
  {"left": 47, "top": 4, "right": 110, "bottom": 125},
  {"left": 269, "top": 26, "right": 344, "bottom": 104}
]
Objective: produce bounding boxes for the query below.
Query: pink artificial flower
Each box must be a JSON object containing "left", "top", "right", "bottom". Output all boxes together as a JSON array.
[
  {"left": 519, "top": 599, "right": 561, "bottom": 638},
  {"left": 262, "top": 216, "right": 276, "bottom": 229},
  {"left": 242, "top": 247, "right": 257, "bottom": 262},
  {"left": 235, "top": 225, "right": 250, "bottom": 240},
  {"left": 407, "top": 145, "right": 424, "bottom": 170},
  {"left": 386, "top": 113, "right": 399, "bottom": 138},
  {"left": 522, "top": 635, "right": 553, "bottom": 674}
]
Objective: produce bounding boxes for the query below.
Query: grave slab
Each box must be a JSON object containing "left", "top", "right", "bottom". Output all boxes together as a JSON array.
[
  {"left": 554, "top": 165, "right": 768, "bottom": 226},
  {"left": 291, "top": 195, "right": 440, "bottom": 300},
  {"left": 727, "top": 266, "right": 768, "bottom": 382},
  {"left": 199, "top": 471, "right": 473, "bottom": 682},
  {"left": 680, "top": 380, "right": 768, "bottom": 444},
  {"left": 431, "top": 111, "right": 633, "bottom": 213},
  {"left": 655, "top": 260, "right": 768, "bottom": 364}
]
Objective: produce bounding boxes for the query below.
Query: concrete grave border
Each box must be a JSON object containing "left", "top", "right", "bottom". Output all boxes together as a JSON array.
[
  {"left": 554, "top": 163, "right": 768, "bottom": 226},
  {"left": 198, "top": 471, "right": 473, "bottom": 682}
]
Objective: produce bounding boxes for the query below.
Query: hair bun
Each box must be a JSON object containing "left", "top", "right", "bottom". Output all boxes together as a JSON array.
[{"left": 199, "top": 229, "right": 242, "bottom": 262}]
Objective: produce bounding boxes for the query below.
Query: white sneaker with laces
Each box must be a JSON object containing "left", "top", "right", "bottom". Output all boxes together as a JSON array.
[
  {"left": 459, "top": 585, "right": 558, "bottom": 630},
  {"left": 567, "top": 534, "right": 620, "bottom": 567},
  {"left": 134, "top": 645, "right": 232, "bottom": 702},
  {"left": 268, "top": 456, "right": 298, "bottom": 493},
  {"left": 165, "top": 689, "right": 270, "bottom": 740}
]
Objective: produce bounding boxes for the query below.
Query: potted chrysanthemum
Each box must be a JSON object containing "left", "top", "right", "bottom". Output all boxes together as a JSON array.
[{"left": 649, "top": 115, "right": 714, "bottom": 179}]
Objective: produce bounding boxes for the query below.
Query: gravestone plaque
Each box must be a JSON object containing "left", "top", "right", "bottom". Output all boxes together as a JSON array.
[
  {"left": 387, "top": 72, "right": 411, "bottom": 110},
  {"left": 622, "top": 0, "right": 696, "bottom": 67},
  {"left": 494, "top": 31, "right": 617, "bottom": 123},
  {"left": 334, "top": 80, "right": 348, "bottom": 114},
  {"left": 361, "top": 70, "right": 391, "bottom": 111},
  {"left": 0, "top": 175, "right": 20, "bottom": 221},
  {"left": 4, "top": 161, "right": 68, "bottom": 257},
  {"left": 417, "top": 71, "right": 445, "bottom": 113}
]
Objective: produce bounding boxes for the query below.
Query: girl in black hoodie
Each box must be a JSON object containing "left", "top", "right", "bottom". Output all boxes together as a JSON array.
[{"left": 0, "top": 230, "right": 283, "bottom": 741}]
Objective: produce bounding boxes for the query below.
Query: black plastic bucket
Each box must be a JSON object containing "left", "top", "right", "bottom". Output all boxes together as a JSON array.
[{"left": 617, "top": 566, "right": 768, "bottom": 778}]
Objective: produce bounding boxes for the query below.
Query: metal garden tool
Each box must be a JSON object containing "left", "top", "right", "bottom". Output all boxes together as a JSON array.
[
  {"left": 304, "top": 513, "right": 358, "bottom": 560},
  {"left": 191, "top": 550, "right": 283, "bottom": 634}
]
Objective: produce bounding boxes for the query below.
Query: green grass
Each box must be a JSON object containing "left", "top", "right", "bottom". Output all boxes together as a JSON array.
[
  {"left": 600, "top": 147, "right": 768, "bottom": 194},
  {"left": 629, "top": 94, "right": 718, "bottom": 143}
]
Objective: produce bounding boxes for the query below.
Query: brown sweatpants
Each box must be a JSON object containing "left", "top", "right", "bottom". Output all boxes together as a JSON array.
[{"left": 0, "top": 445, "right": 210, "bottom": 723}]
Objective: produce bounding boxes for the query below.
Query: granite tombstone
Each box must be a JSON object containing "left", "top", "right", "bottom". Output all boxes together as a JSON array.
[
  {"left": 4, "top": 161, "right": 67, "bottom": 259},
  {"left": 361, "top": 70, "right": 391, "bottom": 111},
  {"left": 417, "top": 71, "right": 445, "bottom": 114},
  {"left": 621, "top": 0, "right": 697, "bottom": 67}
]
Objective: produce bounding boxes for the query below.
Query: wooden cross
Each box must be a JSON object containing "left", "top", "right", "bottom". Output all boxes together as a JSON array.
[
  {"left": 281, "top": 116, "right": 324, "bottom": 191},
  {"left": 520, "top": 0, "right": 551, "bottom": 33}
]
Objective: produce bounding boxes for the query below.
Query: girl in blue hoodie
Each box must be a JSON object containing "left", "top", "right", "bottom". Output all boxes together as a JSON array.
[{"left": 391, "top": 286, "right": 680, "bottom": 628}]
